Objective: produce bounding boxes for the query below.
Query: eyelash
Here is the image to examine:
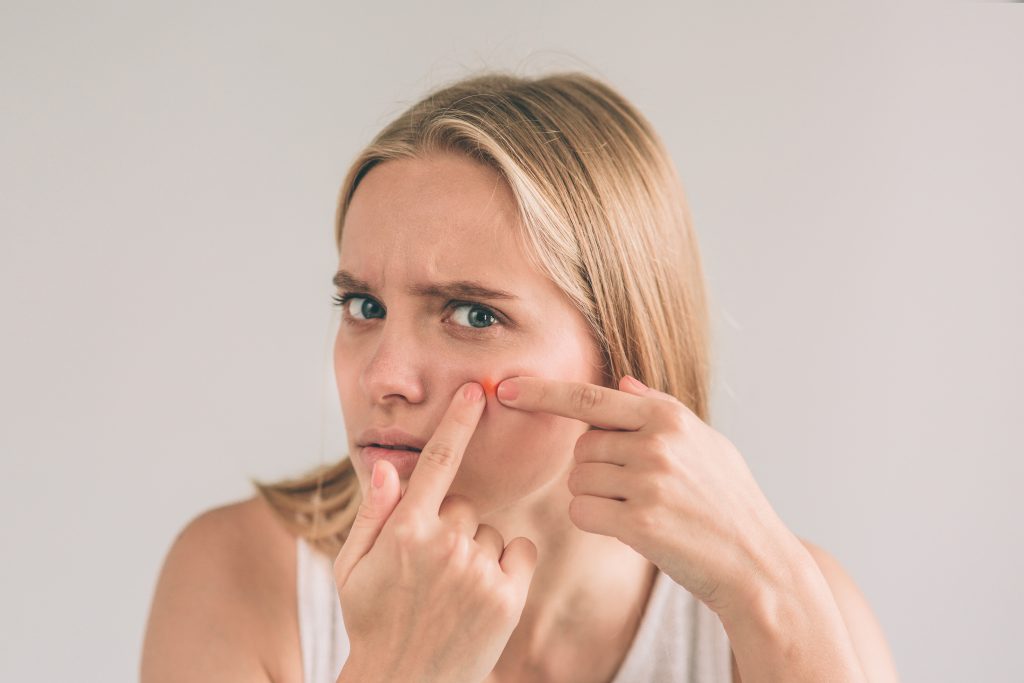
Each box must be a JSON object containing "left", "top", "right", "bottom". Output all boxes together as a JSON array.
[{"left": 331, "top": 292, "right": 506, "bottom": 331}]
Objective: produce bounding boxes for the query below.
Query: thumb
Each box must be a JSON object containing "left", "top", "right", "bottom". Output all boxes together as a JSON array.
[{"left": 333, "top": 459, "right": 401, "bottom": 587}]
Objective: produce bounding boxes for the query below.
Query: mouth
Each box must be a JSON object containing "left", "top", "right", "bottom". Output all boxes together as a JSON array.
[
  {"left": 364, "top": 443, "right": 422, "bottom": 453},
  {"left": 356, "top": 426, "right": 428, "bottom": 454},
  {"left": 358, "top": 441, "right": 424, "bottom": 478}
]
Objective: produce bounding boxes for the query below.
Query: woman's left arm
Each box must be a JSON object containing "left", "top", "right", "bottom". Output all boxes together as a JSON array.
[
  {"left": 494, "top": 374, "right": 901, "bottom": 683},
  {"left": 717, "top": 529, "right": 901, "bottom": 683},
  {"left": 777, "top": 536, "right": 902, "bottom": 683}
]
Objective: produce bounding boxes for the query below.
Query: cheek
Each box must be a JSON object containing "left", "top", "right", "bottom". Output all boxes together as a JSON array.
[
  {"left": 480, "top": 378, "right": 498, "bottom": 399},
  {"left": 468, "top": 349, "right": 602, "bottom": 458},
  {"left": 472, "top": 395, "right": 582, "bottom": 467}
]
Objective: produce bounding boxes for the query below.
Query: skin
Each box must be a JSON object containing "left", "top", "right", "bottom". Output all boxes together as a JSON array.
[
  {"left": 334, "top": 150, "right": 662, "bottom": 680},
  {"left": 488, "top": 375, "right": 901, "bottom": 682},
  {"left": 140, "top": 148, "right": 901, "bottom": 683}
]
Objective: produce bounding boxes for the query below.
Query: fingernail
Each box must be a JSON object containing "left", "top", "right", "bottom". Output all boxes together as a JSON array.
[
  {"left": 464, "top": 383, "right": 484, "bottom": 401},
  {"left": 371, "top": 461, "right": 385, "bottom": 489},
  {"left": 625, "top": 375, "right": 647, "bottom": 391},
  {"left": 496, "top": 379, "right": 519, "bottom": 401}
]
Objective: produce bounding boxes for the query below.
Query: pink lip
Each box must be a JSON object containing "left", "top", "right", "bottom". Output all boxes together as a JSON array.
[
  {"left": 359, "top": 445, "right": 421, "bottom": 478},
  {"left": 356, "top": 426, "right": 428, "bottom": 452}
]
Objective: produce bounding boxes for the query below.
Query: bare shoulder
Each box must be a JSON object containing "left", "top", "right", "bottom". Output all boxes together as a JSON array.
[
  {"left": 798, "top": 537, "right": 901, "bottom": 683},
  {"left": 728, "top": 537, "right": 901, "bottom": 683},
  {"left": 140, "top": 495, "right": 303, "bottom": 683}
]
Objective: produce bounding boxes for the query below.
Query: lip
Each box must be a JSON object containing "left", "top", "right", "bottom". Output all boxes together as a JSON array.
[
  {"left": 359, "top": 445, "right": 422, "bottom": 478},
  {"left": 356, "top": 426, "right": 428, "bottom": 452}
]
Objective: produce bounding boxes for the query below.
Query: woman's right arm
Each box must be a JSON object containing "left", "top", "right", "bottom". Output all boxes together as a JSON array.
[{"left": 140, "top": 507, "right": 274, "bottom": 682}]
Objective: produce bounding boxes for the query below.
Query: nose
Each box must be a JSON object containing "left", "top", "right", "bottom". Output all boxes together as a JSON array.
[{"left": 359, "top": 317, "right": 426, "bottom": 406}]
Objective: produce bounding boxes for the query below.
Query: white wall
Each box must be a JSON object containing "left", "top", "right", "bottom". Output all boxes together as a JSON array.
[{"left": 2, "top": 0, "right": 1021, "bottom": 680}]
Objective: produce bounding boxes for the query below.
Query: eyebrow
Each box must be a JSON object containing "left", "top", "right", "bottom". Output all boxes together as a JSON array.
[{"left": 332, "top": 269, "right": 518, "bottom": 301}]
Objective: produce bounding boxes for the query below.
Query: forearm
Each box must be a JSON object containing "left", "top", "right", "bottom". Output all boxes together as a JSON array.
[{"left": 717, "top": 535, "right": 868, "bottom": 683}]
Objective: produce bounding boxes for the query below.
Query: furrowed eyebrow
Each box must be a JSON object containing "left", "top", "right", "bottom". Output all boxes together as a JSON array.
[
  {"left": 332, "top": 269, "right": 518, "bottom": 301},
  {"left": 332, "top": 270, "right": 373, "bottom": 292}
]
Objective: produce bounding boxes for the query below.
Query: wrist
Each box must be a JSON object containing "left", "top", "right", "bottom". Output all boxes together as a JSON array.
[
  {"left": 718, "top": 538, "right": 824, "bottom": 637},
  {"left": 715, "top": 535, "right": 867, "bottom": 682},
  {"left": 714, "top": 519, "right": 818, "bottom": 625}
]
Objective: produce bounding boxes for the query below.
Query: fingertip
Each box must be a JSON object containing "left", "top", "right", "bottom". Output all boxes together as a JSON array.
[
  {"left": 620, "top": 375, "right": 648, "bottom": 393},
  {"left": 495, "top": 377, "right": 520, "bottom": 402},
  {"left": 370, "top": 459, "right": 402, "bottom": 508},
  {"left": 462, "top": 381, "right": 484, "bottom": 402}
]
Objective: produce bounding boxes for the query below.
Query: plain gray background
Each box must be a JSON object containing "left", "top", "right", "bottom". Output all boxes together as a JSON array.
[{"left": 2, "top": 0, "right": 1021, "bottom": 681}]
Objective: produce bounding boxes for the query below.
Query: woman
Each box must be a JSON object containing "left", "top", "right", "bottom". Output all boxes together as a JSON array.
[{"left": 141, "top": 71, "right": 900, "bottom": 682}]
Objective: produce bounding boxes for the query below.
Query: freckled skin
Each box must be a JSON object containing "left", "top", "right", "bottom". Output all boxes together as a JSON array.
[{"left": 334, "top": 150, "right": 608, "bottom": 522}]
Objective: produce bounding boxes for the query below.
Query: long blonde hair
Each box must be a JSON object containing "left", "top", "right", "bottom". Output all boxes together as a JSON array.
[{"left": 253, "top": 69, "right": 713, "bottom": 558}]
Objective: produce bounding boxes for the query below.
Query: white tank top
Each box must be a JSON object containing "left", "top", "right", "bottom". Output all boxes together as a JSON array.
[{"left": 296, "top": 536, "right": 734, "bottom": 683}]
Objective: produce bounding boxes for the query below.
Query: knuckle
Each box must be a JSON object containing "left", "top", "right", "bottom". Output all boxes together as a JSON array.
[
  {"left": 646, "top": 476, "right": 672, "bottom": 505},
  {"left": 632, "top": 507, "right": 660, "bottom": 535},
  {"left": 572, "top": 438, "right": 586, "bottom": 464},
  {"left": 567, "top": 468, "right": 580, "bottom": 495},
  {"left": 567, "top": 496, "right": 588, "bottom": 527},
  {"left": 654, "top": 438, "right": 676, "bottom": 468},
  {"left": 444, "top": 528, "right": 469, "bottom": 557},
  {"left": 571, "top": 385, "right": 603, "bottom": 413},
  {"left": 640, "top": 432, "right": 675, "bottom": 471},
  {"left": 469, "top": 553, "right": 494, "bottom": 584},
  {"left": 658, "top": 402, "right": 687, "bottom": 431},
  {"left": 493, "top": 586, "right": 520, "bottom": 619},
  {"left": 422, "top": 439, "right": 459, "bottom": 468},
  {"left": 451, "top": 408, "right": 478, "bottom": 430},
  {"left": 390, "top": 521, "right": 413, "bottom": 544},
  {"left": 641, "top": 431, "right": 670, "bottom": 460},
  {"left": 573, "top": 430, "right": 598, "bottom": 462},
  {"left": 390, "top": 517, "right": 427, "bottom": 546},
  {"left": 572, "top": 441, "right": 585, "bottom": 464}
]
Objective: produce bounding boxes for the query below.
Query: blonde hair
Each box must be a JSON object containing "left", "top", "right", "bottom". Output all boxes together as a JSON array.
[{"left": 253, "top": 69, "right": 713, "bottom": 558}]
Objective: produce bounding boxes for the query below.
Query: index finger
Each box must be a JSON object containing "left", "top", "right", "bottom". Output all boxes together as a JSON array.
[
  {"left": 401, "top": 381, "right": 485, "bottom": 513},
  {"left": 495, "top": 376, "right": 648, "bottom": 430}
]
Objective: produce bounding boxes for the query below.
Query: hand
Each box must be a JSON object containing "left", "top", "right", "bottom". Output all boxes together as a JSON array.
[
  {"left": 495, "top": 374, "right": 802, "bottom": 616},
  {"left": 334, "top": 382, "right": 539, "bottom": 683}
]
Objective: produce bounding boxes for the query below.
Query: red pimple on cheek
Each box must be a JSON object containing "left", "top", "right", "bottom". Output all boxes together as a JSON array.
[{"left": 480, "top": 378, "right": 497, "bottom": 398}]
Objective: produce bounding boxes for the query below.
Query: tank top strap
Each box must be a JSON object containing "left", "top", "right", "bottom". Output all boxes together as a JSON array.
[
  {"left": 296, "top": 536, "right": 347, "bottom": 683},
  {"left": 610, "top": 569, "right": 734, "bottom": 682}
]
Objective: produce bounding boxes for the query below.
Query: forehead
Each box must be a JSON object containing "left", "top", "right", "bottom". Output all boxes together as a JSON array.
[{"left": 339, "top": 152, "right": 531, "bottom": 287}]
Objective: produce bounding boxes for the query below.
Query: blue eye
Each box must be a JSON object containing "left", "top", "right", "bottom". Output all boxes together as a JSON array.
[
  {"left": 332, "top": 293, "right": 384, "bottom": 320},
  {"left": 451, "top": 303, "right": 498, "bottom": 329},
  {"left": 331, "top": 292, "right": 503, "bottom": 331}
]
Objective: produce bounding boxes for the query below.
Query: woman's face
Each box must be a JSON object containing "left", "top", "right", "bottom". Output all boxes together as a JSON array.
[{"left": 334, "top": 151, "right": 606, "bottom": 514}]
